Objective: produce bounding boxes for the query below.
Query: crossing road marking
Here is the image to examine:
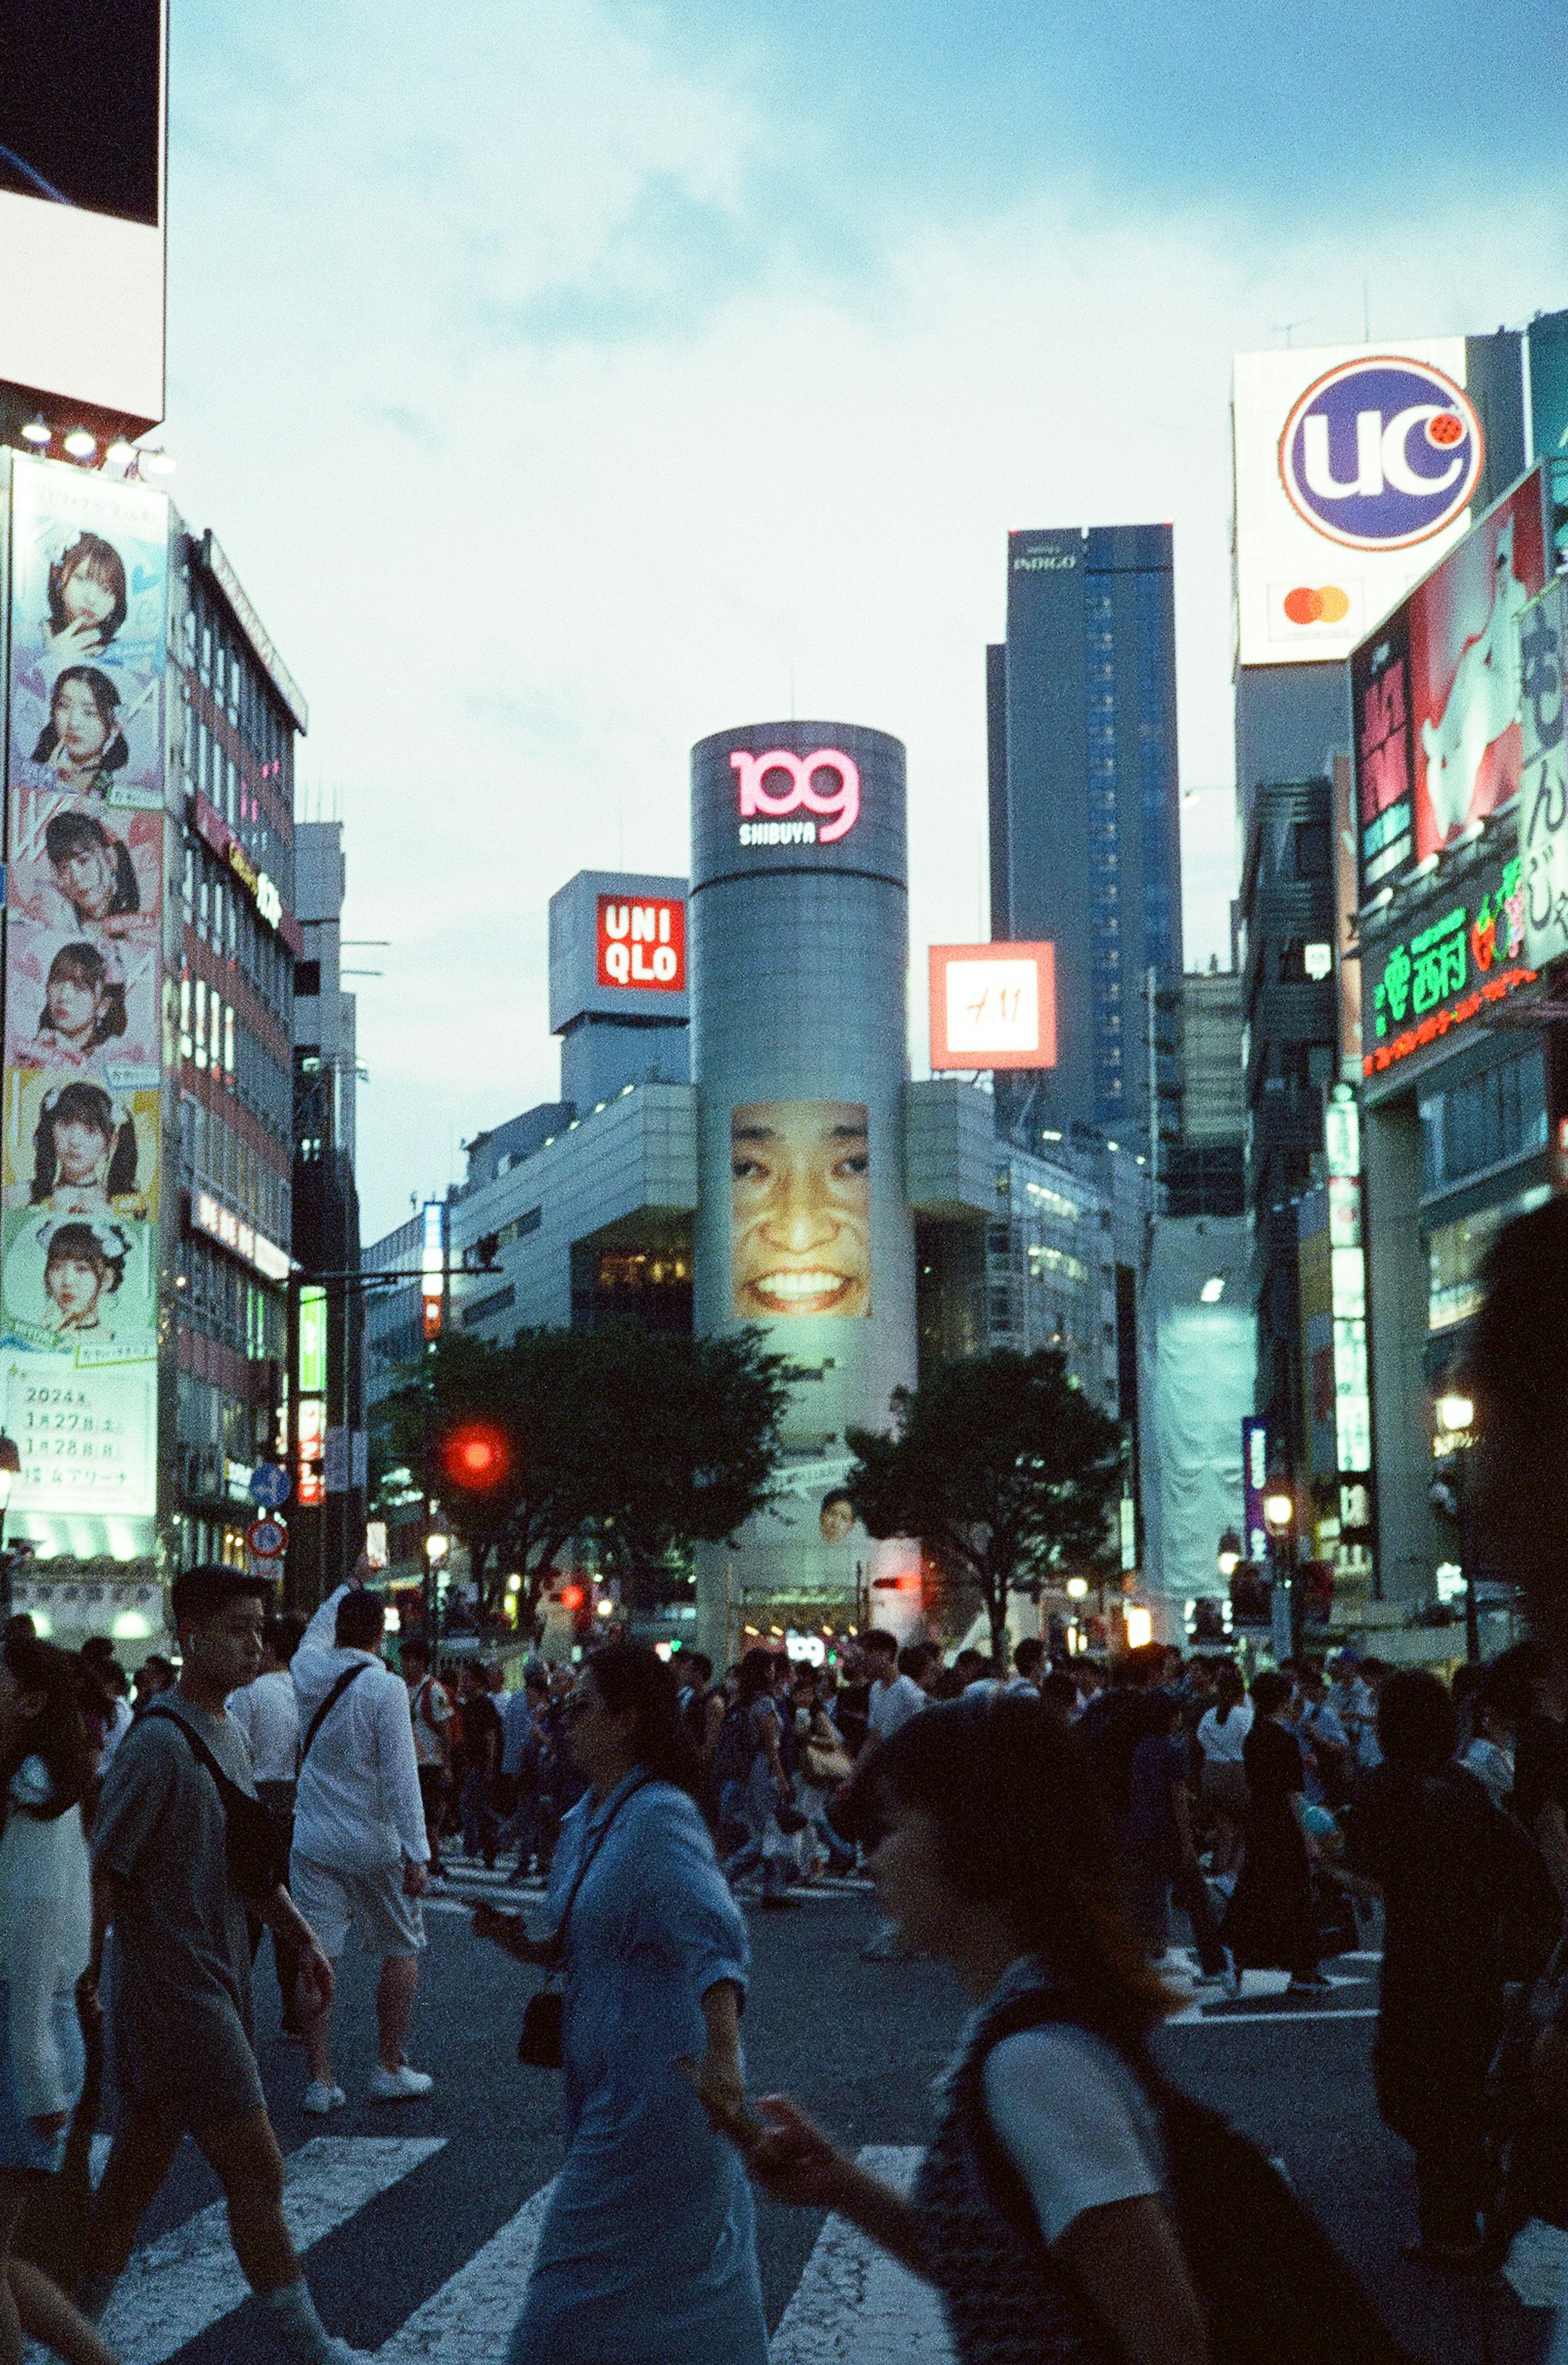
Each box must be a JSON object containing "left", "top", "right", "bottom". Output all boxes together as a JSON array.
[
  {"left": 771, "top": 2146, "right": 953, "bottom": 2364},
  {"left": 94, "top": 2135, "right": 444, "bottom": 2365},
  {"left": 376, "top": 2180, "right": 556, "bottom": 2363}
]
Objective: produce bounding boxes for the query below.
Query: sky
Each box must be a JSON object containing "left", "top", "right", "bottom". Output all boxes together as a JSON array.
[{"left": 162, "top": 0, "right": 1568, "bottom": 1239}]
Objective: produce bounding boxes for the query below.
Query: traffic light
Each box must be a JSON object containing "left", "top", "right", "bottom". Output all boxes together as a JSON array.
[{"left": 437, "top": 1420, "right": 511, "bottom": 1495}]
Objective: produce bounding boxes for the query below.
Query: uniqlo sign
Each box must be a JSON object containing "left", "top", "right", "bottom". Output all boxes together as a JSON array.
[
  {"left": 596, "top": 895, "right": 686, "bottom": 992},
  {"left": 929, "top": 943, "right": 1056, "bottom": 1070}
]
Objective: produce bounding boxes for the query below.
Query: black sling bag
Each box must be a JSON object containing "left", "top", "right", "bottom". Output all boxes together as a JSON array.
[{"left": 143, "top": 1705, "right": 290, "bottom": 1905}]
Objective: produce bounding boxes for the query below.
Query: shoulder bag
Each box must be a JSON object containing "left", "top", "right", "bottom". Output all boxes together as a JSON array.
[
  {"left": 144, "top": 1704, "right": 291, "bottom": 1905},
  {"left": 518, "top": 1774, "right": 650, "bottom": 2069}
]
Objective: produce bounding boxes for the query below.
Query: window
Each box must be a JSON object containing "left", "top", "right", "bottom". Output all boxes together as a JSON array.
[
  {"left": 1421, "top": 1045, "right": 1547, "bottom": 1193},
  {"left": 1294, "top": 820, "right": 1331, "bottom": 879},
  {"left": 294, "top": 960, "right": 321, "bottom": 997}
]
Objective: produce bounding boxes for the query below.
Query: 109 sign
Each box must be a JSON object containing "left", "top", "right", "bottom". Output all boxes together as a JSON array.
[
  {"left": 731, "top": 748, "right": 860, "bottom": 845},
  {"left": 1280, "top": 357, "right": 1484, "bottom": 551}
]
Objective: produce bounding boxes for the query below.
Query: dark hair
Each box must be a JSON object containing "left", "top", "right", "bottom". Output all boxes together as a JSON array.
[
  {"left": 1212, "top": 1660, "right": 1246, "bottom": 1719},
  {"left": 80, "top": 1635, "right": 115, "bottom": 1666},
  {"left": 32, "top": 1079, "right": 138, "bottom": 1206},
  {"left": 1014, "top": 1637, "right": 1045, "bottom": 1678},
  {"left": 684, "top": 1652, "right": 713, "bottom": 1685},
  {"left": 898, "top": 1641, "right": 938, "bottom": 1682},
  {"left": 735, "top": 1646, "right": 780, "bottom": 1708},
  {"left": 170, "top": 1563, "right": 270, "bottom": 1633},
  {"left": 0, "top": 1632, "right": 91, "bottom": 1822},
  {"left": 46, "top": 534, "right": 128, "bottom": 645},
  {"left": 136, "top": 1653, "right": 174, "bottom": 1688},
  {"left": 524, "top": 1665, "right": 549, "bottom": 1696},
  {"left": 400, "top": 1635, "right": 430, "bottom": 1667},
  {"left": 336, "top": 1590, "right": 385, "bottom": 1650},
  {"left": 1250, "top": 1669, "right": 1292, "bottom": 1717},
  {"left": 1477, "top": 1640, "right": 1545, "bottom": 1729},
  {"left": 954, "top": 1647, "right": 989, "bottom": 1678},
  {"left": 1122, "top": 1643, "right": 1165, "bottom": 1689},
  {"left": 852, "top": 1695, "right": 1172, "bottom": 2037},
  {"left": 33, "top": 666, "right": 129, "bottom": 774},
  {"left": 586, "top": 1641, "right": 704, "bottom": 1800},
  {"left": 40, "top": 941, "right": 127, "bottom": 1050},
  {"left": 44, "top": 808, "right": 139, "bottom": 920},
  {"left": 863, "top": 1629, "right": 898, "bottom": 1659},
  {"left": 44, "top": 1218, "right": 129, "bottom": 1301},
  {"left": 1377, "top": 1670, "right": 1457, "bottom": 1770},
  {"left": 1040, "top": 1669, "right": 1080, "bottom": 1715}
]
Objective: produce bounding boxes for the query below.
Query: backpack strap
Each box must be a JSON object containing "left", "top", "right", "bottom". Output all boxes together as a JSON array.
[
  {"left": 143, "top": 1704, "right": 290, "bottom": 1900},
  {"left": 301, "top": 1664, "right": 367, "bottom": 1764}
]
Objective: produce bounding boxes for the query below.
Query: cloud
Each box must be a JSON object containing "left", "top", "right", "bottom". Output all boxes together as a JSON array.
[{"left": 162, "top": 2, "right": 1568, "bottom": 1236}]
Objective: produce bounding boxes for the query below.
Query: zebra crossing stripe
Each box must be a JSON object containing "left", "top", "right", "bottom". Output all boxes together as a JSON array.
[
  {"left": 769, "top": 2146, "right": 953, "bottom": 2364},
  {"left": 96, "top": 2135, "right": 444, "bottom": 2365},
  {"left": 375, "top": 2179, "right": 556, "bottom": 2362}
]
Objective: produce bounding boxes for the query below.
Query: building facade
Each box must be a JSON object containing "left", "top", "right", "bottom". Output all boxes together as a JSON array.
[{"left": 988, "top": 525, "right": 1183, "bottom": 1153}]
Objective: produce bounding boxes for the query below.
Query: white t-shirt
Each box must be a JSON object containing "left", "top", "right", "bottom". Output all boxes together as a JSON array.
[
  {"left": 98, "top": 1694, "right": 134, "bottom": 1770},
  {"left": 867, "top": 1672, "right": 925, "bottom": 1742},
  {"left": 228, "top": 1668, "right": 301, "bottom": 1783},
  {"left": 982, "top": 2021, "right": 1164, "bottom": 2247},
  {"left": 1196, "top": 1701, "right": 1254, "bottom": 1764}
]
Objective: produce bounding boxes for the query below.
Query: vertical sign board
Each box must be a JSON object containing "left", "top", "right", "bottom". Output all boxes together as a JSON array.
[
  {"left": 1241, "top": 1416, "right": 1270, "bottom": 1568},
  {"left": 1520, "top": 579, "right": 1568, "bottom": 970},
  {"left": 1, "top": 457, "right": 169, "bottom": 1535}
]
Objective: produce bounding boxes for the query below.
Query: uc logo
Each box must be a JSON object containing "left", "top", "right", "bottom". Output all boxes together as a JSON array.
[
  {"left": 731, "top": 748, "right": 860, "bottom": 844},
  {"left": 1279, "top": 357, "right": 1484, "bottom": 551}
]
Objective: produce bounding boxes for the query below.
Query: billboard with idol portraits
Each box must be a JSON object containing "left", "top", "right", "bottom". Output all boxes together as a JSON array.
[{"left": 1, "top": 457, "right": 169, "bottom": 1527}]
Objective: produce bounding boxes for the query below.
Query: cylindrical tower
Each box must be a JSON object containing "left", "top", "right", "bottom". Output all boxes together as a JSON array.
[{"left": 689, "top": 722, "right": 917, "bottom": 1649}]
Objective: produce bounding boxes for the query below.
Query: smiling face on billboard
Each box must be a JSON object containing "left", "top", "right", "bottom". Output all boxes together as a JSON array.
[{"left": 731, "top": 1101, "right": 870, "bottom": 1320}]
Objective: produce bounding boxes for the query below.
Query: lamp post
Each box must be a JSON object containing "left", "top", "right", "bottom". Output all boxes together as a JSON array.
[
  {"left": 424, "top": 1527, "right": 450, "bottom": 1647},
  {"left": 1263, "top": 1481, "right": 1298, "bottom": 1658}
]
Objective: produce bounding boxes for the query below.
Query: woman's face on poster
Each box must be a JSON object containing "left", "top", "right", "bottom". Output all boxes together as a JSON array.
[
  {"left": 59, "top": 566, "right": 117, "bottom": 640},
  {"left": 53, "top": 1113, "right": 110, "bottom": 1188},
  {"left": 46, "top": 1252, "right": 101, "bottom": 1325},
  {"left": 731, "top": 1101, "right": 871, "bottom": 1319},
  {"left": 51, "top": 835, "right": 116, "bottom": 919},
  {"left": 46, "top": 969, "right": 99, "bottom": 1040},
  {"left": 51, "top": 676, "right": 113, "bottom": 767}
]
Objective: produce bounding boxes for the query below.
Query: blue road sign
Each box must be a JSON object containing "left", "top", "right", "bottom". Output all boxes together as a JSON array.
[{"left": 249, "top": 1464, "right": 290, "bottom": 1510}]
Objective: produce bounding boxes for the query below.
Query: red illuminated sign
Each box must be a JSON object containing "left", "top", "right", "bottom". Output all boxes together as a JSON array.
[
  {"left": 731, "top": 748, "right": 860, "bottom": 846},
  {"left": 929, "top": 944, "right": 1057, "bottom": 1071},
  {"left": 595, "top": 896, "right": 686, "bottom": 992}
]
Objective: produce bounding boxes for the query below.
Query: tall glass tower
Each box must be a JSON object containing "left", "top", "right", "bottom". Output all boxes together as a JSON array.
[{"left": 988, "top": 524, "right": 1182, "bottom": 1151}]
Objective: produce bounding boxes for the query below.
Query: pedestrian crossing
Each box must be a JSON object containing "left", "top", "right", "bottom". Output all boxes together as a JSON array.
[
  {"left": 69, "top": 2137, "right": 946, "bottom": 2363},
  {"left": 423, "top": 1856, "right": 876, "bottom": 1917}
]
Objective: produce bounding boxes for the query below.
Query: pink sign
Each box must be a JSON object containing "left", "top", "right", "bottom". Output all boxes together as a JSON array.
[{"left": 731, "top": 748, "right": 860, "bottom": 845}]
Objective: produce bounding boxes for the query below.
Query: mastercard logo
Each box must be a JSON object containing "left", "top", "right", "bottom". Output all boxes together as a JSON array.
[{"left": 1282, "top": 584, "right": 1351, "bottom": 626}]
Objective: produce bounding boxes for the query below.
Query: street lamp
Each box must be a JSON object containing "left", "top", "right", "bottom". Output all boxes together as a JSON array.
[
  {"left": 1216, "top": 1529, "right": 1242, "bottom": 1581},
  {"left": 1263, "top": 1481, "right": 1298, "bottom": 1656}
]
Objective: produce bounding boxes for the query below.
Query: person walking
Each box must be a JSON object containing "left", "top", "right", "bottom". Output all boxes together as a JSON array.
[
  {"left": 1194, "top": 1661, "right": 1252, "bottom": 1881},
  {"left": 229, "top": 1614, "right": 305, "bottom": 2039},
  {"left": 399, "top": 1638, "right": 454, "bottom": 1882},
  {"left": 472, "top": 1643, "right": 765, "bottom": 2365},
  {"left": 1220, "top": 1670, "right": 1330, "bottom": 1995},
  {"left": 721, "top": 1651, "right": 798, "bottom": 1909},
  {"left": 82, "top": 1565, "right": 359, "bottom": 2364},
  {"left": 290, "top": 1581, "right": 431, "bottom": 2113},
  {"left": 499, "top": 1665, "right": 548, "bottom": 1884},
  {"left": 1123, "top": 1692, "right": 1236, "bottom": 1993},
  {"left": 0, "top": 1627, "right": 116, "bottom": 2365},
  {"left": 713, "top": 1692, "right": 1213, "bottom": 2364},
  {"left": 456, "top": 1665, "right": 503, "bottom": 1870}
]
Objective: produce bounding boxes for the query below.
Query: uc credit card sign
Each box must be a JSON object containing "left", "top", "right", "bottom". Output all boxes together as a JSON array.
[
  {"left": 595, "top": 894, "right": 686, "bottom": 992},
  {"left": 1233, "top": 337, "right": 1481, "bottom": 668}
]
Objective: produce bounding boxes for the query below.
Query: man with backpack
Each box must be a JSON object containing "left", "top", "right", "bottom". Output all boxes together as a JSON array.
[
  {"left": 290, "top": 1579, "right": 431, "bottom": 2113},
  {"left": 82, "top": 1565, "right": 363, "bottom": 2364}
]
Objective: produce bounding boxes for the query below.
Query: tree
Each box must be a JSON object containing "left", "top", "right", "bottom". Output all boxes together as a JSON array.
[{"left": 844, "top": 1348, "right": 1125, "bottom": 1666}]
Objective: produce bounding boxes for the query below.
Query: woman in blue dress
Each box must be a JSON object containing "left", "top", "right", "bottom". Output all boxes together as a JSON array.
[{"left": 473, "top": 1642, "right": 766, "bottom": 2365}]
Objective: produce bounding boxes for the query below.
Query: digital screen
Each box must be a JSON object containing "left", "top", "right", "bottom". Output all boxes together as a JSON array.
[
  {"left": 731, "top": 1102, "right": 871, "bottom": 1320},
  {"left": 1352, "top": 470, "right": 1548, "bottom": 895},
  {"left": 595, "top": 894, "right": 685, "bottom": 992},
  {"left": 1233, "top": 339, "right": 1479, "bottom": 669},
  {"left": 1, "top": 459, "right": 168, "bottom": 1525},
  {"left": 928, "top": 943, "right": 1057, "bottom": 1070},
  {"left": 0, "top": 0, "right": 167, "bottom": 425}
]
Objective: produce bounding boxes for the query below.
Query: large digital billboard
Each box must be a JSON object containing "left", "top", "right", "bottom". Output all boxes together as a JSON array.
[
  {"left": 1, "top": 457, "right": 168, "bottom": 1530},
  {"left": 1351, "top": 470, "right": 1548, "bottom": 895},
  {"left": 928, "top": 943, "right": 1056, "bottom": 1071},
  {"left": 731, "top": 1102, "right": 871, "bottom": 1320},
  {"left": 0, "top": 0, "right": 167, "bottom": 427},
  {"left": 1234, "top": 339, "right": 1484, "bottom": 668}
]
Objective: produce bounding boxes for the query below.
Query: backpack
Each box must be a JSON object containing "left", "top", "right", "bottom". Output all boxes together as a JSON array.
[
  {"left": 709, "top": 1705, "right": 755, "bottom": 1791},
  {"left": 965, "top": 1987, "right": 1417, "bottom": 2365}
]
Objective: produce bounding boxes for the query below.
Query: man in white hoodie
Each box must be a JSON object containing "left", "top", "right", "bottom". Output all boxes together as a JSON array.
[{"left": 290, "top": 1578, "right": 431, "bottom": 2112}]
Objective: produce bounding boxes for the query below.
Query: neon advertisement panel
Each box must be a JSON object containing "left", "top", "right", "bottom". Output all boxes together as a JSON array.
[
  {"left": 1362, "top": 851, "right": 1534, "bottom": 1079},
  {"left": 1352, "top": 470, "right": 1548, "bottom": 896},
  {"left": 595, "top": 894, "right": 685, "bottom": 992},
  {"left": 928, "top": 943, "right": 1057, "bottom": 1071},
  {"left": 1, "top": 457, "right": 169, "bottom": 1529},
  {"left": 731, "top": 1103, "right": 870, "bottom": 1320},
  {"left": 1233, "top": 338, "right": 1480, "bottom": 669},
  {"left": 0, "top": 0, "right": 167, "bottom": 427}
]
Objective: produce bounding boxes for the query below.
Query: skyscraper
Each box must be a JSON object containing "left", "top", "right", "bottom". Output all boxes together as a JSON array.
[{"left": 988, "top": 524, "right": 1182, "bottom": 1150}]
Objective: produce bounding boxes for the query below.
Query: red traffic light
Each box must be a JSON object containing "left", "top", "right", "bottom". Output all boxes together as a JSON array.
[
  {"left": 439, "top": 1422, "right": 510, "bottom": 1491},
  {"left": 558, "top": 1583, "right": 585, "bottom": 1612}
]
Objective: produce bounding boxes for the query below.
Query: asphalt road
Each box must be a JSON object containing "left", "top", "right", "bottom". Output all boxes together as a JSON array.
[{"left": 107, "top": 1868, "right": 1552, "bottom": 2365}]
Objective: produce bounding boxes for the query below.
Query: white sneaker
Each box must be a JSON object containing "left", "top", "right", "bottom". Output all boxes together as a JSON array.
[
  {"left": 301, "top": 2082, "right": 345, "bottom": 2115},
  {"left": 368, "top": 2063, "right": 433, "bottom": 2101}
]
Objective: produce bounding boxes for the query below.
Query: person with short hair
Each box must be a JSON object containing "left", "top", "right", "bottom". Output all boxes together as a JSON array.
[
  {"left": 1011, "top": 1638, "right": 1046, "bottom": 1694},
  {"left": 861, "top": 1632, "right": 926, "bottom": 1751},
  {"left": 399, "top": 1637, "right": 453, "bottom": 1881},
  {"left": 290, "top": 1582, "right": 431, "bottom": 2112},
  {"left": 230, "top": 1616, "right": 305, "bottom": 2040},
  {"left": 129, "top": 1654, "right": 174, "bottom": 1718},
  {"left": 82, "top": 1565, "right": 357, "bottom": 2364},
  {"left": 1219, "top": 1670, "right": 1328, "bottom": 1995}
]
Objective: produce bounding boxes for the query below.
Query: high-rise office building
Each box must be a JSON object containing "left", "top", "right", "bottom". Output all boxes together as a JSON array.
[{"left": 988, "top": 525, "right": 1182, "bottom": 1152}]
